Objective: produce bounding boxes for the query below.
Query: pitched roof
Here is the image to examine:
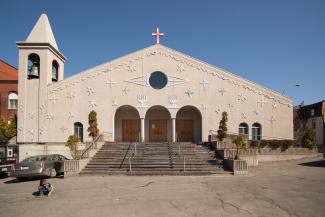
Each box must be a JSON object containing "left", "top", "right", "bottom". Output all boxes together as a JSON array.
[
  {"left": 0, "top": 60, "right": 18, "bottom": 81},
  {"left": 26, "top": 13, "right": 59, "bottom": 50}
]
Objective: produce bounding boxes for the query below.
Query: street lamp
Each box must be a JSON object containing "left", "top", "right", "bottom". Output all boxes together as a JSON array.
[{"left": 282, "top": 84, "right": 301, "bottom": 95}]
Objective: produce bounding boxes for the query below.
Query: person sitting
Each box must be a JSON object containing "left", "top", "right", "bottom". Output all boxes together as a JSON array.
[{"left": 38, "top": 179, "right": 54, "bottom": 197}]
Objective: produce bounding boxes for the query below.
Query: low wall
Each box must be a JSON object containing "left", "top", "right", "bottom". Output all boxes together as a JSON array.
[
  {"left": 64, "top": 159, "right": 90, "bottom": 175},
  {"left": 224, "top": 159, "right": 248, "bottom": 175},
  {"left": 18, "top": 143, "right": 72, "bottom": 162}
]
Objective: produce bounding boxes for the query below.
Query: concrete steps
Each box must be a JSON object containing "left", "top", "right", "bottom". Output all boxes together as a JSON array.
[{"left": 80, "top": 142, "right": 230, "bottom": 175}]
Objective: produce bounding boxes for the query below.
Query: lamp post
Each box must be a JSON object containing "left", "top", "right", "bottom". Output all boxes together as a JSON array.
[{"left": 282, "top": 84, "right": 301, "bottom": 95}]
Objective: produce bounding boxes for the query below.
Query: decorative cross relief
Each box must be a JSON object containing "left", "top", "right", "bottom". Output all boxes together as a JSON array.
[
  {"left": 168, "top": 96, "right": 178, "bottom": 108},
  {"left": 67, "top": 91, "right": 76, "bottom": 99},
  {"left": 127, "top": 65, "right": 136, "bottom": 73},
  {"left": 199, "top": 79, "right": 209, "bottom": 90},
  {"left": 185, "top": 89, "right": 194, "bottom": 97},
  {"left": 88, "top": 100, "right": 97, "bottom": 108},
  {"left": 86, "top": 87, "right": 95, "bottom": 96},
  {"left": 39, "top": 129, "right": 44, "bottom": 135},
  {"left": 237, "top": 94, "right": 247, "bottom": 103},
  {"left": 241, "top": 112, "right": 248, "bottom": 120},
  {"left": 137, "top": 95, "right": 148, "bottom": 108},
  {"left": 49, "top": 95, "right": 58, "bottom": 104},
  {"left": 112, "top": 100, "right": 118, "bottom": 107},
  {"left": 272, "top": 103, "right": 278, "bottom": 109},
  {"left": 253, "top": 110, "right": 260, "bottom": 115},
  {"left": 18, "top": 104, "right": 24, "bottom": 112},
  {"left": 228, "top": 103, "right": 234, "bottom": 109},
  {"left": 28, "top": 129, "right": 35, "bottom": 136},
  {"left": 45, "top": 113, "right": 55, "bottom": 121},
  {"left": 28, "top": 112, "right": 35, "bottom": 120},
  {"left": 68, "top": 112, "right": 75, "bottom": 119},
  {"left": 122, "top": 87, "right": 130, "bottom": 95},
  {"left": 106, "top": 79, "right": 117, "bottom": 88},
  {"left": 257, "top": 95, "right": 267, "bottom": 108},
  {"left": 201, "top": 104, "right": 207, "bottom": 111},
  {"left": 176, "top": 64, "right": 185, "bottom": 73},
  {"left": 269, "top": 116, "right": 276, "bottom": 125},
  {"left": 215, "top": 108, "right": 221, "bottom": 114},
  {"left": 218, "top": 88, "right": 226, "bottom": 96},
  {"left": 39, "top": 105, "right": 46, "bottom": 113},
  {"left": 60, "top": 126, "right": 68, "bottom": 134}
]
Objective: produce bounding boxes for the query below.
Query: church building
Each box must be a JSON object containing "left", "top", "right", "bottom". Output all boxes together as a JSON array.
[{"left": 16, "top": 14, "right": 293, "bottom": 160}]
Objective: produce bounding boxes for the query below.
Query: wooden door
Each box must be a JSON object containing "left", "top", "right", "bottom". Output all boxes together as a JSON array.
[
  {"left": 176, "top": 120, "right": 194, "bottom": 142},
  {"left": 122, "top": 120, "right": 140, "bottom": 142},
  {"left": 149, "top": 119, "right": 167, "bottom": 142}
]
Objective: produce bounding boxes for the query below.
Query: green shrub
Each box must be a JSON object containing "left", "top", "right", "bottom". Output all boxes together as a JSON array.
[
  {"left": 65, "top": 135, "right": 80, "bottom": 159},
  {"left": 217, "top": 112, "right": 228, "bottom": 141},
  {"left": 233, "top": 135, "right": 246, "bottom": 159},
  {"left": 87, "top": 110, "right": 99, "bottom": 140},
  {"left": 301, "top": 129, "right": 316, "bottom": 150}
]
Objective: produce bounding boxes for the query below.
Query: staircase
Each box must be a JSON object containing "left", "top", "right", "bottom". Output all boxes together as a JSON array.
[{"left": 80, "top": 142, "right": 230, "bottom": 175}]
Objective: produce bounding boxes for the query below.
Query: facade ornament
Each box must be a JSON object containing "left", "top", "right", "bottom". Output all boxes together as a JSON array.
[
  {"left": 199, "top": 79, "right": 209, "bottom": 90},
  {"left": 28, "top": 112, "right": 35, "bottom": 120},
  {"left": 39, "top": 129, "right": 44, "bottom": 135},
  {"left": 241, "top": 112, "right": 247, "bottom": 120},
  {"left": 237, "top": 94, "right": 247, "bottom": 103},
  {"left": 88, "top": 100, "right": 97, "bottom": 108},
  {"left": 59, "top": 126, "right": 68, "bottom": 134},
  {"left": 125, "top": 76, "right": 149, "bottom": 87},
  {"left": 86, "top": 87, "right": 95, "bottom": 96},
  {"left": 39, "top": 105, "right": 46, "bottom": 113},
  {"left": 28, "top": 129, "right": 34, "bottom": 136},
  {"left": 218, "top": 88, "right": 226, "bottom": 96},
  {"left": 201, "top": 104, "right": 207, "bottom": 111},
  {"left": 67, "top": 91, "right": 76, "bottom": 99},
  {"left": 68, "top": 112, "right": 75, "bottom": 119},
  {"left": 253, "top": 110, "right": 260, "bottom": 115},
  {"left": 176, "top": 64, "right": 185, "bottom": 73},
  {"left": 272, "top": 103, "right": 278, "bottom": 109},
  {"left": 122, "top": 87, "right": 131, "bottom": 95},
  {"left": 137, "top": 95, "right": 148, "bottom": 108},
  {"left": 257, "top": 95, "right": 267, "bottom": 108},
  {"left": 185, "top": 89, "right": 194, "bottom": 97},
  {"left": 167, "top": 75, "right": 190, "bottom": 87},
  {"left": 228, "top": 103, "right": 234, "bottom": 108},
  {"left": 45, "top": 113, "right": 55, "bottom": 121},
  {"left": 168, "top": 96, "right": 178, "bottom": 108},
  {"left": 269, "top": 116, "right": 276, "bottom": 125},
  {"left": 106, "top": 79, "right": 117, "bottom": 88},
  {"left": 127, "top": 65, "right": 136, "bottom": 73},
  {"left": 112, "top": 100, "right": 118, "bottom": 107},
  {"left": 48, "top": 94, "right": 58, "bottom": 104},
  {"left": 215, "top": 108, "right": 220, "bottom": 114}
]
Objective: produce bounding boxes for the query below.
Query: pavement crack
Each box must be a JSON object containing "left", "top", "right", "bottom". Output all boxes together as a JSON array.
[{"left": 135, "top": 181, "right": 154, "bottom": 188}]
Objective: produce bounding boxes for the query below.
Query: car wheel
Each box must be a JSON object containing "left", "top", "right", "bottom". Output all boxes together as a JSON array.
[{"left": 49, "top": 168, "right": 57, "bottom": 178}]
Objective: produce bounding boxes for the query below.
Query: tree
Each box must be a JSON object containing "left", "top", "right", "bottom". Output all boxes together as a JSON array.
[
  {"left": 4, "top": 116, "right": 17, "bottom": 139},
  {"left": 0, "top": 116, "right": 6, "bottom": 136},
  {"left": 233, "top": 135, "right": 246, "bottom": 159},
  {"left": 302, "top": 129, "right": 316, "bottom": 150},
  {"left": 65, "top": 135, "right": 80, "bottom": 159},
  {"left": 87, "top": 110, "right": 99, "bottom": 140},
  {"left": 217, "top": 112, "right": 228, "bottom": 141}
]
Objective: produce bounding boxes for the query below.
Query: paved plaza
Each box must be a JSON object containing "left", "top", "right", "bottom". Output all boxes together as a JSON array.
[{"left": 1, "top": 157, "right": 325, "bottom": 217}]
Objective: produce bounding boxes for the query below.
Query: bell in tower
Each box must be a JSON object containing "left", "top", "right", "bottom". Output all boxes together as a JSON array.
[{"left": 27, "top": 54, "right": 40, "bottom": 79}]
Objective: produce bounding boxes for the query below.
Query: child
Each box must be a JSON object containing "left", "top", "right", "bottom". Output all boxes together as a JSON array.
[{"left": 38, "top": 179, "right": 54, "bottom": 197}]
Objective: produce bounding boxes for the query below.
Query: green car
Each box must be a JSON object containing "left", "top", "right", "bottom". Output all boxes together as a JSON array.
[{"left": 10, "top": 154, "right": 68, "bottom": 180}]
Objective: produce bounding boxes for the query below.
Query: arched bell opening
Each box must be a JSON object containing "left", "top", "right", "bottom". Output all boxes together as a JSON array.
[
  {"left": 52, "top": 60, "right": 59, "bottom": 82},
  {"left": 27, "top": 53, "right": 40, "bottom": 79}
]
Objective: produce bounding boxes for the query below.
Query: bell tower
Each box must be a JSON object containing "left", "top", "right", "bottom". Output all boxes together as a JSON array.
[{"left": 16, "top": 14, "right": 66, "bottom": 143}]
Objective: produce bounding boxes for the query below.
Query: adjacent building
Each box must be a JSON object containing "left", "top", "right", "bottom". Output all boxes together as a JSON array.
[{"left": 0, "top": 60, "right": 18, "bottom": 123}]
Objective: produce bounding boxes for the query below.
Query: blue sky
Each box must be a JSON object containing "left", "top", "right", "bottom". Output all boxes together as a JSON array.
[{"left": 1, "top": 0, "right": 324, "bottom": 105}]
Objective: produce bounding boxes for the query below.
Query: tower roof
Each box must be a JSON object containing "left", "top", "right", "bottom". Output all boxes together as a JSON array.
[{"left": 26, "top": 14, "right": 59, "bottom": 50}]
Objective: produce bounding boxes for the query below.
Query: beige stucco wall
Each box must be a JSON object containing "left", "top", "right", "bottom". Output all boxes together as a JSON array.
[{"left": 18, "top": 44, "right": 293, "bottom": 144}]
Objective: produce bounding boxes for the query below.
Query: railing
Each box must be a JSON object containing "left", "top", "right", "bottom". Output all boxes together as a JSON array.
[
  {"left": 120, "top": 135, "right": 139, "bottom": 171},
  {"left": 79, "top": 134, "right": 102, "bottom": 159},
  {"left": 175, "top": 137, "right": 186, "bottom": 172}
]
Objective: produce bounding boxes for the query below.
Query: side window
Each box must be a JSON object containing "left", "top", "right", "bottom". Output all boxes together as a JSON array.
[
  {"left": 8, "top": 92, "right": 18, "bottom": 110},
  {"left": 52, "top": 60, "right": 59, "bottom": 82}
]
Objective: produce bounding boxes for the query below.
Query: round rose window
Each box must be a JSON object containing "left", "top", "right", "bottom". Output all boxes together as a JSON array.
[{"left": 149, "top": 71, "right": 168, "bottom": 89}]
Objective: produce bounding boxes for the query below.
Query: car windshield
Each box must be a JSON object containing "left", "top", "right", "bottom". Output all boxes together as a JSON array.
[{"left": 21, "top": 156, "right": 51, "bottom": 163}]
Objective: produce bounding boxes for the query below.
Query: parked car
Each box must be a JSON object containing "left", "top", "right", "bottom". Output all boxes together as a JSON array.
[
  {"left": 10, "top": 154, "right": 68, "bottom": 180},
  {"left": 0, "top": 157, "right": 17, "bottom": 177}
]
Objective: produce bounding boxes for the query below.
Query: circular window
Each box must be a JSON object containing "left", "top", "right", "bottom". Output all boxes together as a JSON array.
[{"left": 149, "top": 71, "right": 168, "bottom": 89}]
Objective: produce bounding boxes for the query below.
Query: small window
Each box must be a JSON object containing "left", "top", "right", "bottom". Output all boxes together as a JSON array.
[
  {"left": 8, "top": 92, "right": 18, "bottom": 110},
  {"left": 74, "top": 122, "right": 83, "bottom": 142},
  {"left": 27, "top": 54, "right": 40, "bottom": 79},
  {"left": 310, "top": 109, "right": 315, "bottom": 117},
  {"left": 252, "top": 123, "right": 262, "bottom": 141},
  {"left": 311, "top": 119, "right": 316, "bottom": 129},
  {"left": 52, "top": 60, "right": 59, "bottom": 82},
  {"left": 149, "top": 71, "right": 168, "bottom": 89},
  {"left": 239, "top": 123, "right": 249, "bottom": 135}
]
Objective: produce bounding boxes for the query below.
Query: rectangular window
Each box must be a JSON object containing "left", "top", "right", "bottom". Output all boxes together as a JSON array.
[
  {"left": 9, "top": 99, "right": 18, "bottom": 110},
  {"left": 311, "top": 109, "right": 315, "bottom": 117},
  {"left": 311, "top": 119, "right": 316, "bottom": 129}
]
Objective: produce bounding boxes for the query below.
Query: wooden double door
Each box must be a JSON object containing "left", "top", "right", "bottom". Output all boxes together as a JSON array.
[
  {"left": 176, "top": 120, "right": 194, "bottom": 142},
  {"left": 122, "top": 120, "right": 140, "bottom": 142},
  {"left": 149, "top": 119, "right": 167, "bottom": 142}
]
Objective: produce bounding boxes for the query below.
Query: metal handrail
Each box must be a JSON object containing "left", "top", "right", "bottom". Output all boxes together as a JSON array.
[
  {"left": 79, "top": 134, "right": 102, "bottom": 159},
  {"left": 121, "top": 135, "right": 139, "bottom": 170}
]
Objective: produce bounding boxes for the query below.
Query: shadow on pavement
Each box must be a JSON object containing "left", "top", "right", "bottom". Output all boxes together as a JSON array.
[{"left": 299, "top": 159, "right": 325, "bottom": 168}]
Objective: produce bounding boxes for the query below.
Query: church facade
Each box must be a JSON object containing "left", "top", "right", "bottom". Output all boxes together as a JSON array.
[{"left": 16, "top": 14, "right": 293, "bottom": 159}]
